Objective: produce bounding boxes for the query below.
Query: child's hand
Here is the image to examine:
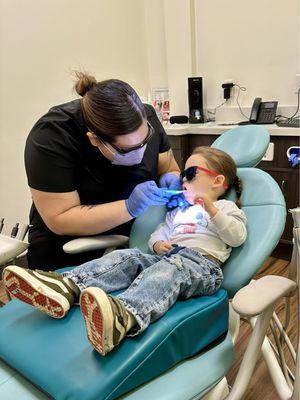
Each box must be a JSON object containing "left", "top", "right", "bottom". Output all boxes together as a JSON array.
[
  {"left": 167, "top": 194, "right": 190, "bottom": 211},
  {"left": 153, "top": 240, "right": 172, "bottom": 255},
  {"left": 194, "top": 192, "right": 218, "bottom": 218}
]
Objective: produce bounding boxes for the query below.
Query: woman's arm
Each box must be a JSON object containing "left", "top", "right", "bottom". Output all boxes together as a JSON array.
[
  {"left": 30, "top": 188, "right": 132, "bottom": 236},
  {"left": 157, "top": 149, "right": 180, "bottom": 176},
  {"left": 31, "top": 179, "right": 170, "bottom": 236}
]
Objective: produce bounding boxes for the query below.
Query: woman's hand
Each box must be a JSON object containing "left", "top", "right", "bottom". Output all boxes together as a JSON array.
[
  {"left": 125, "top": 181, "right": 169, "bottom": 218},
  {"left": 159, "top": 172, "right": 181, "bottom": 190},
  {"left": 193, "top": 192, "right": 218, "bottom": 218},
  {"left": 153, "top": 240, "right": 172, "bottom": 255}
]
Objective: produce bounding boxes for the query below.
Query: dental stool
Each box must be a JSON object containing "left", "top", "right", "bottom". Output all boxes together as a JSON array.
[{"left": 0, "top": 125, "right": 287, "bottom": 399}]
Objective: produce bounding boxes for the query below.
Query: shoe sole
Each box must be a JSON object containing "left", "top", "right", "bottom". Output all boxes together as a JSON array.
[
  {"left": 3, "top": 265, "right": 70, "bottom": 318},
  {"left": 80, "top": 287, "right": 114, "bottom": 356}
]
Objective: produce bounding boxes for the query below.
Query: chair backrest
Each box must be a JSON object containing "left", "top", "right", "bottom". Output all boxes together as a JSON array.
[
  {"left": 211, "top": 124, "right": 270, "bottom": 167},
  {"left": 130, "top": 126, "right": 286, "bottom": 298}
]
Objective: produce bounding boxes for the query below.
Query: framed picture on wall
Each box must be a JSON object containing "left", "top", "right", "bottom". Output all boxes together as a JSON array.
[{"left": 152, "top": 88, "right": 170, "bottom": 125}]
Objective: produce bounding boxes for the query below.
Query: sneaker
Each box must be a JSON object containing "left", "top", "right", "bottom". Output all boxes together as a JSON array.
[
  {"left": 80, "top": 287, "right": 129, "bottom": 356},
  {"left": 3, "top": 265, "right": 77, "bottom": 318}
]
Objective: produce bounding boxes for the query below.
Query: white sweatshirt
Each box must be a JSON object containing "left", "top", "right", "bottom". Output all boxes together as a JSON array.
[{"left": 148, "top": 199, "right": 247, "bottom": 263}]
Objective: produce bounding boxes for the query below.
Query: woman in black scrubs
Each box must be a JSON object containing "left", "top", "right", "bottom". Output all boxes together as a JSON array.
[{"left": 25, "top": 72, "right": 181, "bottom": 270}]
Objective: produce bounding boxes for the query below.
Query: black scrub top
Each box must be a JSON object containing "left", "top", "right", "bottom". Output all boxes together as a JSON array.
[{"left": 25, "top": 100, "right": 170, "bottom": 270}]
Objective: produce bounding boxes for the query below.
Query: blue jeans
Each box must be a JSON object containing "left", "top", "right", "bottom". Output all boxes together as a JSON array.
[{"left": 63, "top": 247, "right": 223, "bottom": 335}]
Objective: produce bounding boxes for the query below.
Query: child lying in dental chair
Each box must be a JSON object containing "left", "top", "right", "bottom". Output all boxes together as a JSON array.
[{"left": 3, "top": 147, "right": 247, "bottom": 356}]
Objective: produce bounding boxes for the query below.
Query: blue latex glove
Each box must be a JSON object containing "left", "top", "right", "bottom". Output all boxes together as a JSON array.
[
  {"left": 159, "top": 172, "right": 182, "bottom": 190},
  {"left": 167, "top": 194, "right": 190, "bottom": 211},
  {"left": 125, "top": 181, "right": 170, "bottom": 218},
  {"left": 289, "top": 153, "right": 299, "bottom": 168}
]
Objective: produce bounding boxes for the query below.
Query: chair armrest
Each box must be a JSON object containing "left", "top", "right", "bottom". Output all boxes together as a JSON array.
[
  {"left": 232, "top": 275, "right": 297, "bottom": 317},
  {"left": 0, "top": 234, "right": 29, "bottom": 265},
  {"left": 63, "top": 235, "right": 129, "bottom": 254}
]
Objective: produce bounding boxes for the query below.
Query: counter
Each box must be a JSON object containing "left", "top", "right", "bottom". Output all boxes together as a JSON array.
[{"left": 165, "top": 122, "right": 300, "bottom": 137}]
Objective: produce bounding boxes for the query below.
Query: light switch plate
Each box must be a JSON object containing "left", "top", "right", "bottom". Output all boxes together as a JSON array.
[{"left": 262, "top": 142, "right": 274, "bottom": 161}]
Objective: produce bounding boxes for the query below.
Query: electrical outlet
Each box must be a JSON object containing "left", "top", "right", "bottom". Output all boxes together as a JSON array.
[{"left": 262, "top": 143, "right": 274, "bottom": 161}]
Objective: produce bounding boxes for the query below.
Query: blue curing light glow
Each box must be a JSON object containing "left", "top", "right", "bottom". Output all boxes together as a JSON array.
[{"left": 164, "top": 190, "right": 185, "bottom": 195}]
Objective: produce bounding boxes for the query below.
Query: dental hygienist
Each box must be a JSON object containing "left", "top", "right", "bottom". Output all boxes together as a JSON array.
[{"left": 25, "top": 72, "right": 181, "bottom": 270}]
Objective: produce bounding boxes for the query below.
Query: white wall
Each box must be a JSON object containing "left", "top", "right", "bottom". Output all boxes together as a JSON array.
[
  {"left": 145, "top": 0, "right": 300, "bottom": 114},
  {"left": 144, "top": 0, "right": 168, "bottom": 91},
  {"left": 195, "top": 0, "right": 300, "bottom": 110},
  {"left": 1, "top": 0, "right": 299, "bottom": 234},
  {"left": 163, "top": 0, "right": 193, "bottom": 116},
  {"left": 0, "top": 0, "right": 149, "bottom": 233}
]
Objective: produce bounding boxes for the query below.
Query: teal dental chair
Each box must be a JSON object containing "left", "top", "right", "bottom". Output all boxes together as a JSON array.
[{"left": 0, "top": 125, "right": 295, "bottom": 400}]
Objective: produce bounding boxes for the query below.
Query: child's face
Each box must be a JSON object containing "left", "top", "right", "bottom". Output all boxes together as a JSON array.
[{"left": 182, "top": 154, "right": 224, "bottom": 204}]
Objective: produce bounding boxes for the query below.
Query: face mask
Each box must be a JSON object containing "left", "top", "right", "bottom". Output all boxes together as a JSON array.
[{"left": 100, "top": 141, "right": 147, "bottom": 166}]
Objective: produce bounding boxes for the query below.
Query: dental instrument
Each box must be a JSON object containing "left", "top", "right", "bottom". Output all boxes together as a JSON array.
[
  {"left": 10, "top": 223, "right": 19, "bottom": 238},
  {"left": 0, "top": 218, "right": 4, "bottom": 234},
  {"left": 18, "top": 224, "right": 30, "bottom": 241}
]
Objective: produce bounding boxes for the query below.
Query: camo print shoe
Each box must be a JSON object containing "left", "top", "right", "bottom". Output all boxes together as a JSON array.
[
  {"left": 80, "top": 287, "right": 130, "bottom": 356},
  {"left": 3, "top": 265, "right": 77, "bottom": 318}
]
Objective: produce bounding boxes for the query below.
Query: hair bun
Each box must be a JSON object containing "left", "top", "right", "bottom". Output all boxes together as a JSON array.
[{"left": 74, "top": 71, "right": 97, "bottom": 97}]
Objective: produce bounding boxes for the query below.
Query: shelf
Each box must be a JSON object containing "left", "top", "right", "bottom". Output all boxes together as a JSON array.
[{"left": 165, "top": 122, "right": 300, "bottom": 137}]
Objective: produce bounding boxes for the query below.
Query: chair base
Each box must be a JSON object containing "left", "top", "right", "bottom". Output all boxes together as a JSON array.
[{"left": 202, "top": 378, "right": 230, "bottom": 400}]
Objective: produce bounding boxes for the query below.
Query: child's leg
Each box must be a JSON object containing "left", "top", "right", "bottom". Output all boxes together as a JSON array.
[
  {"left": 117, "top": 249, "right": 223, "bottom": 335},
  {"left": 79, "top": 249, "right": 223, "bottom": 355},
  {"left": 3, "top": 249, "right": 159, "bottom": 319},
  {"left": 63, "top": 248, "right": 160, "bottom": 292}
]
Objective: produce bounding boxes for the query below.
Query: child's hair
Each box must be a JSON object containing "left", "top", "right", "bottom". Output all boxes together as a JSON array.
[{"left": 191, "top": 146, "right": 243, "bottom": 208}]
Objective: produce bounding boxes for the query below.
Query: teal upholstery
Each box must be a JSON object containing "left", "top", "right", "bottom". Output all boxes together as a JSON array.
[
  {"left": 211, "top": 125, "right": 270, "bottom": 167},
  {"left": 0, "top": 361, "right": 49, "bottom": 400},
  {"left": 117, "top": 331, "right": 233, "bottom": 400},
  {"left": 0, "top": 125, "right": 287, "bottom": 399},
  {"left": 0, "top": 286, "right": 228, "bottom": 400},
  {"left": 222, "top": 168, "right": 286, "bottom": 297},
  {"left": 0, "top": 332, "right": 233, "bottom": 400}
]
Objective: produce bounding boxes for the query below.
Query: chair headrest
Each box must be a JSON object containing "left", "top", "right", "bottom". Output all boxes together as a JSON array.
[
  {"left": 225, "top": 167, "right": 286, "bottom": 207},
  {"left": 211, "top": 125, "right": 270, "bottom": 168}
]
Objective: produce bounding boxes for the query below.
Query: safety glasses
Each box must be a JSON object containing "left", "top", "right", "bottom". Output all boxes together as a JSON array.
[
  {"left": 108, "top": 121, "right": 155, "bottom": 154},
  {"left": 180, "top": 166, "right": 228, "bottom": 188}
]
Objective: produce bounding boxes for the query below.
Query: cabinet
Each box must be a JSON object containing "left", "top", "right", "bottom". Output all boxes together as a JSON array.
[
  {"left": 168, "top": 133, "right": 299, "bottom": 248},
  {"left": 168, "top": 135, "right": 189, "bottom": 170},
  {"left": 169, "top": 134, "right": 220, "bottom": 168}
]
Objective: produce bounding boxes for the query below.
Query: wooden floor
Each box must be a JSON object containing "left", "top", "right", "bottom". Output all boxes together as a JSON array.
[{"left": 0, "top": 257, "right": 297, "bottom": 399}]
